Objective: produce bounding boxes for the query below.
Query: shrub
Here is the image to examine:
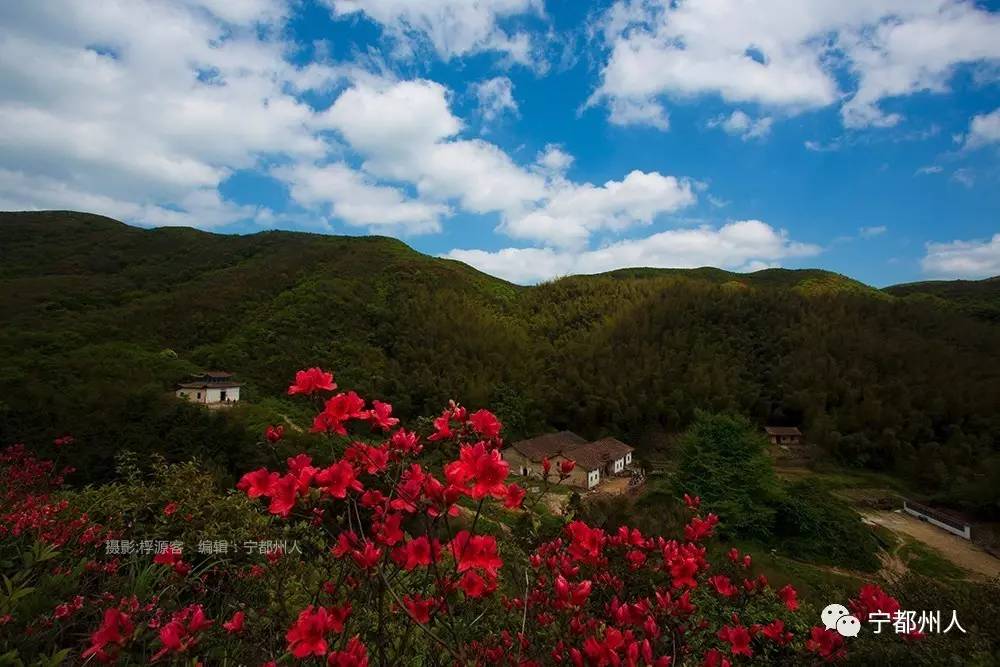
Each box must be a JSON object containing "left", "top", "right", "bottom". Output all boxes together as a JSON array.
[{"left": 0, "top": 368, "right": 928, "bottom": 665}]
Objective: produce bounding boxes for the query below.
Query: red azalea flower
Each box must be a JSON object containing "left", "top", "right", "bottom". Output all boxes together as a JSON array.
[
  {"left": 702, "top": 648, "right": 730, "bottom": 667},
  {"left": 315, "top": 460, "right": 363, "bottom": 498},
  {"left": 566, "top": 521, "right": 606, "bottom": 564},
  {"left": 351, "top": 541, "right": 382, "bottom": 569},
  {"left": 669, "top": 557, "right": 699, "bottom": 589},
  {"left": 373, "top": 512, "right": 405, "bottom": 546},
  {"left": 625, "top": 549, "right": 647, "bottom": 570},
  {"left": 805, "top": 627, "right": 845, "bottom": 662},
  {"left": 237, "top": 468, "right": 278, "bottom": 498},
  {"left": 503, "top": 483, "right": 526, "bottom": 509},
  {"left": 223, "top": 611, "right": 245, "bottom": 634},
  {"left": 708, "top": 575, "right": 737, "bottom": 598},
  {"left": 153, "top": 547, "right": 190, "bottom": 576},
  {"left": 427, "top": 412, "right": 453, "bottom": 441},
  {"left": 683, "top": 493, "right": 701, "bottom": 509},
  {"left": 53, "top": 435, "right": 75, "bottom": 448},
  {"left": 327, "top": 635, "right": 368, "bottom": 667},
  {"left": 777, "top": 584, "right": 799, "bottom": 611},
  {"left": 583, "top": 628, "right": 626, "bottom": 665},
  {"left": 163, "top": 502, "right": 178, "bottom": 517},
  {"left": 345, "top": 443, "right": 389, "bottom": 475},
  {"left": 559, "top": 459, "right": 576, "bottom": 475},
  {"left": 449, "top": 531, "right": 503, "bottom": 575},
  {"left": 717, "top": 624, "right": 752, "bottom": 657},
  {"left": 267, "top": 473, "right": 300, "bottom": 516},
  {"left": 468, "top": 409, "right": 502, "bottom": 438},
  {"left": 312, "top": 392, "right": 367, "bottom": 435},
  {"left": 443, "top": 442, "right": 509, "bottom": 499},
  {"left": 389, "top": 429, "right": 422, "bottom": 456},
  {"left": 288, "top": 367, "right": 336, "bottom": 395},
  {"left": 849, "top": 583, "right": 900, "bottom": 621},
  {"left": 761, "top": 619, "right": 792, "bottom": 645},
  {"left": 286, "top": 606, "right": 347, "bottom": 659},
  {"left": 82, "top": 608, "right": 134, "bottom": 662},
  {"left": 395, "top": 536, "right": 440, "bottom": 570},
  {"left": 541, "top": 457, "right": 552, "bottom": 476},
  {"left": 684, "top": 514, "right": 719, "bottom": 542},
  {"left": 402, "top": 594, "right": 434, "bottom": 624},
  {"left": 366, "top": 400, "right": 399, "bottom": 431},
  {"left": 459, "top": 570, "right": 493, "bottom": 598}
]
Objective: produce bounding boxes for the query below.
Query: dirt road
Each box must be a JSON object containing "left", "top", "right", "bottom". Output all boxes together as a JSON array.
[{"left": 863, "top": 510, "right": 1000, "bottom": 580}]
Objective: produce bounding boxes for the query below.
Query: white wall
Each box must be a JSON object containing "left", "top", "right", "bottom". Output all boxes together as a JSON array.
[
  {"left": 587, "top": 470, "right": 600, "bottom": 489},
  {"left": 204, "top": 387, "right": 240, "bottom": 403},
  {"left": 177, "top": 387, "right": 240, "bottom": 404},
  {"left": 903, "top": 501, "right": 971, "bottom": 540}
]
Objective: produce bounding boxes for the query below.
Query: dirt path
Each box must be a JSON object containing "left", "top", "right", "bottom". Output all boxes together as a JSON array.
[{"left": 862, "top": 510, "right": 1000, "bottom": 580}]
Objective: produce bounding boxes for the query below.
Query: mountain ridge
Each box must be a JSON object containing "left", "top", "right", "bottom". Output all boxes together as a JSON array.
[
  {"left": 9, "top": 209, "right": 995, "bottom": 292},
  {"left": 2, "top": 210, "right": 998, "bottom": 519}
]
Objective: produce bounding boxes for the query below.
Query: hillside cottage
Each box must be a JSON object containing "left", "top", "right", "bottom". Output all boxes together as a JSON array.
[
  {"left": 176, "top": 372, "right": 242, "bottom": 406},
  {"left": 502, "top": 431, "right": 634, "bottom": 490},
  {"left": 765, "top": 426, "right": 802, "bottom": 446}
]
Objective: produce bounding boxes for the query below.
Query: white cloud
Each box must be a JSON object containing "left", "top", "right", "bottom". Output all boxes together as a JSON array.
[
  {"left": 534, "top": 144, "right": 574, "bottom": 175},
  {"left": 321, "top": 78, "right": 697, "bottom": 247},
  {"left": 607, "top": 98, "right": 669, "bottom": 129},
  {"left": 0, "top": 1, "right": 343, "bottom": 227},
  {"left": 859, "top": 225, "right": 887, "bottom": 238},
  {"left": 502, "top": 170, "right": 696, "bottom": 248},
  {"left": 272, "top": 162, "right": 448, "bottom": 233},
  {"left": 592, "top": 0, "right": 1000, "bottom": 130},
  {"left": 445, "top": 220, "right": 820, "bottom": 283},
  {"left": 951, "top": 168, "right": 975, "bottom": 188},
  {"left": 471, "top": 76, "right": 519, "bottom": 123},
  {"left": 708, "top": 110, "right": 773, "bottom": 141},
  {"left": 915, "top": 165, "right": 943, "bottom": 175},
  {"left": 326, "top": 0, "right": 545, "bottom": 66},
  {"left": 0, "top": 168, "right": 264, "bottom": 229},
  {"left": 963, "top": 108, "right": 1000, "bottom": 150},
  {"left": 922, "top": 234, "right": 1000, "bottom": 278}
]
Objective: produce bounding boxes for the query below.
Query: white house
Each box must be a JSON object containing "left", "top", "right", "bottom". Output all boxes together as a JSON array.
[
  {"left": 502, "top": 432, "right": 634, "bottom": 490},
  {"left": 176, "top": 372, "right": 242, "bottom": 406}
]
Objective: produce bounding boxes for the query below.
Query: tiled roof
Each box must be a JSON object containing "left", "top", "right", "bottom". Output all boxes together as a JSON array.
[
  {"left": 508, "top": 432, "right": 634, "bottom": 472},
  {"left": 563, "top": 438, "right": 633, "bottom": 471},
  {"left": 509, "top": 431, "right": 587, "bottom": 461},
  {"left": 765, "top": 426, "right": 802, "bottom": 436}
]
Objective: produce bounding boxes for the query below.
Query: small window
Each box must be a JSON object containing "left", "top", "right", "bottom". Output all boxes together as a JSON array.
[{"left": 196, "top": 392, "right": 201, "bottom": 399}]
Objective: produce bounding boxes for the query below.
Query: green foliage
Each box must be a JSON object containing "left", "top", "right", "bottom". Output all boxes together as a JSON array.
[
  {"left": 676, "top": 413, "right": 781, "bottom": 539},
  {"left": 771, "top": 482, "right": 880, "bottom": 572},
  {"left": 897, "top": 541, "right": 967, "bottom": 580},
  {"left": 2, "top": 211, "right": 1000, "bottom": 519}
]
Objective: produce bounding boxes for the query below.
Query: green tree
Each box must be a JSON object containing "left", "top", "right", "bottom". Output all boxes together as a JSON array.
[{"left": 675, "top": 412, "right": 781, "bottom": 539}]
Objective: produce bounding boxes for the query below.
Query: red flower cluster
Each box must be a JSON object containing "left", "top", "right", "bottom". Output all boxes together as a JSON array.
[
  {"left": 288, "top": 367, "right": 337, "bottom": 395},
  {"left": 82, "top": 608, "right": 134, "bottom": 663},
  {"left": 285, "top": 605, "right": 352, "bottom": 659},
  {"left": 4, "top": 366, "right": 925, "bottom": 665},
  {"left": 152, "top": 604, "right": 212, "bottom": 660}
]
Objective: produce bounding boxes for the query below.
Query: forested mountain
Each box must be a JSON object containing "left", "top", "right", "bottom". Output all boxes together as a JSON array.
[
  {"left": 885, "top": 276, "right": 1000, "bottom": 322},
  {"left": 2, "top": 211, "right": 999, "bottom": 517}
]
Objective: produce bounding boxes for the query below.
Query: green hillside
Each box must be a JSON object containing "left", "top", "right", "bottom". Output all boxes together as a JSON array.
[
  {"left": 2, "top": 211, "right": 999, "bottom": 518},
  {"left": 885, "top": 276, "right": 1000, "bottom": 322}
]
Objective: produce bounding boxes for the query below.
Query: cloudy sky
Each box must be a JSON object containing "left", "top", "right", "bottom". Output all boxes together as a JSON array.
[{"left": 1, "top": 0, "right": 999, "bottom": 285}]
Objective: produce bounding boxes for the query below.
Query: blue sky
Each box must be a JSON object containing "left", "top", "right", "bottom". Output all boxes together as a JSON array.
[{"left": 1, "top": 1, "right": 999, "bottom": 285}]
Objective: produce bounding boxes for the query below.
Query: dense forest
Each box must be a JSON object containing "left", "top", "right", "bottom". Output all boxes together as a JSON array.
[{"left": 2, "top": 211, "right": 999, "bottom": 517}]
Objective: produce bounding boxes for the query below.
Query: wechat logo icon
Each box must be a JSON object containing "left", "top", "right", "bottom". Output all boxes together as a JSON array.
[{"left": 822, "top": 603, "right": 861, "bottom": 638}]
